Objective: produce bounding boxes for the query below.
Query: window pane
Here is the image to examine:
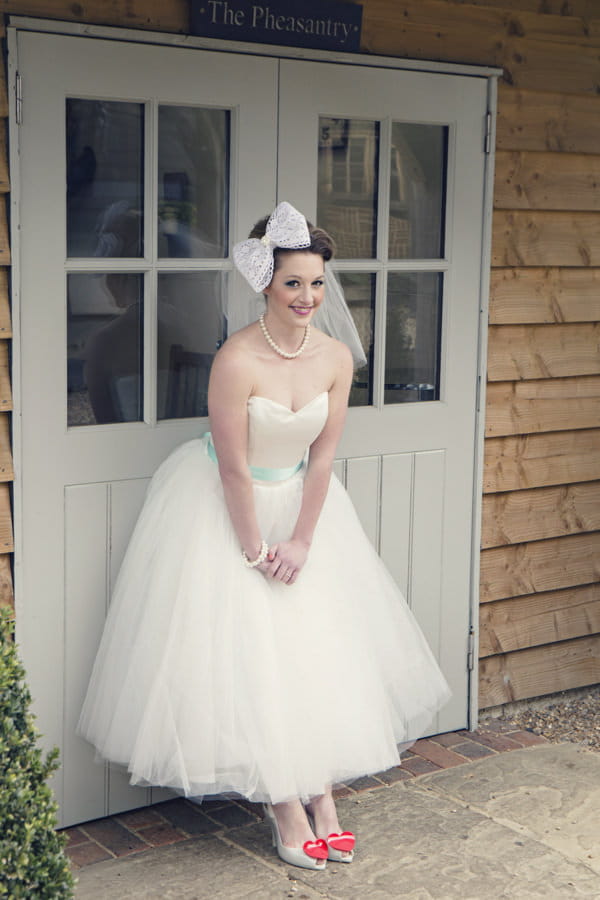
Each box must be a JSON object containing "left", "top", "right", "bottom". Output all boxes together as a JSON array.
[
  {"left": 318, "top": 118, "right": 379, "bottom": 258},
  {"left": 66, "top": 100, "right": 144, "bottom": 258},
  {"left": 338, "top": 272, "right": 375, "bottom": 407},
  {"left": 158, "top": 106, "right": 230, "bottom": 259},
  {"left": 157, "top": 272, "right": 226, "bottom": 420},
  {"left": 385, "top": 272, "right": 442, "bottom": 404},
  {"left": 67, "top": 273, "right": 143, "bottom": 425},
  {"left": 389, "top": 123, "right": 447, "bottom": 259}
]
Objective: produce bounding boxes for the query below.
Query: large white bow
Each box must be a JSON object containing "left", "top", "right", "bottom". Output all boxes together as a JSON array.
[{"left": 233, "top": 201, "right": 311, "bottom": 293}]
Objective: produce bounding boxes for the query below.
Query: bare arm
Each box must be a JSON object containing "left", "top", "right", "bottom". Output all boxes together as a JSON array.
[
  {"left": 207, "top": 343, "right": 264, "bottom": 563},
  {"left": 265, "top": 342, "right": 353, "bottom": 583},
  {"left": 292, "top": 343, "right": 353, "bottom": 546}
]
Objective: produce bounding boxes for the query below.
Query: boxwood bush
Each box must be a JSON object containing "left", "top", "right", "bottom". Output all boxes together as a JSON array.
[{"left": 0, "top": 608, "right": 74, "bottom": 898}]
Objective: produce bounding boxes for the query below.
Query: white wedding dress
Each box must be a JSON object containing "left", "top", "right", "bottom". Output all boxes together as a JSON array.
[{"left": 79, "top": 391, "right": 451, "bottom": 803}]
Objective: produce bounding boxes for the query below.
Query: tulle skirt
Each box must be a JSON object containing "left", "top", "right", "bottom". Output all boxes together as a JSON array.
[{"left": 78, "top": 435, "right": 451, "bottom": 804}]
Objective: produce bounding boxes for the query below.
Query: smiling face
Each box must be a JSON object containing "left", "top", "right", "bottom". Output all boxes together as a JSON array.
[{"left": 263, "top": 251, "right": 325, "bottom": 329}]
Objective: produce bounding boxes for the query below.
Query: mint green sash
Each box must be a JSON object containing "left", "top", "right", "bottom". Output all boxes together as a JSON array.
[{"left": 206, "top": 434, "right": 303, "bottom": 482}]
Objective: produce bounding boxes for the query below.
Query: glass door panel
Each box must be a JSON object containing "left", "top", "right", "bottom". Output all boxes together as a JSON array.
[
  {"left": 339, "top": 272, "right": 375, "bottom": 408},
  {"left": 157, "top": 106, "right": 230, "bottom": 259},
  {"left": 157, "top": 271, "right": 226, "bottom": 419},
  {"left": 66, "top": 99, "right": 144, "bottom": 258},
  {"left": 318, "top": 117, "right": 379, "bottom": 259},
  {"left": 67, "top": 273, "right": 144, "bottom": 426},
  {"left": 384, "top": 272, "right": 442, "bottom": 404},
  {"left": 389, "top": 123, "right": 447, "bottom": 260}
]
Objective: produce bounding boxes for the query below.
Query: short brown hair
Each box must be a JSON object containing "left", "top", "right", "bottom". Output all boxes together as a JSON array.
[{"left": 248, "top": 215, "right": 335, "bottom": 270}]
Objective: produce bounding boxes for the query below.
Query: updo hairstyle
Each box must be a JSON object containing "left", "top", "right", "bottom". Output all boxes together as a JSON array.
[{"left": 248, "top": 215, "right": 335, "bottom": 270}]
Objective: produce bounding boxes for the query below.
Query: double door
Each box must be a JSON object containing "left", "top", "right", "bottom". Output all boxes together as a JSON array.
[{"left": 13, "top": 30, "right": 489, "bottom": 826}]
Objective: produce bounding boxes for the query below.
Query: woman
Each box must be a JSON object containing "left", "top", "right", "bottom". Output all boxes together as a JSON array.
[{"left": 79, "top": 201, "right": 451, "bottom": 871}]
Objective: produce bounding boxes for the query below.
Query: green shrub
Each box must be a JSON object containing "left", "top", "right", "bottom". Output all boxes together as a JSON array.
[{"left": 0, "top": 608, "right": 74, "bottom": 899}]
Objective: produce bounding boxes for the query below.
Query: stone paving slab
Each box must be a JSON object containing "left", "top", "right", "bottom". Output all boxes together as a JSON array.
[
  {"left": 73, "top": 834, "right": 323, "bottom": 900},
  {"left": 417, "top": 743, "right": 600, "bottom": 877},
  {"left": 228, "top": 786, "right": 600, "bottom": 899},
  {"left": 74, "top": 745, "right": 600, "bottom": 899}
]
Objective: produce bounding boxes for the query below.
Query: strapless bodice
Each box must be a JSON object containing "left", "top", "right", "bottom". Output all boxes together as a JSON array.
[{"left": 246, "top": 392, "right": 329, "bottom": 469}]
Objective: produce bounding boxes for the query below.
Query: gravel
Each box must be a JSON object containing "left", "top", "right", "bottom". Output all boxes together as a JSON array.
[{"left": 479, "top": 685, "right": 600, "bottom": 751}]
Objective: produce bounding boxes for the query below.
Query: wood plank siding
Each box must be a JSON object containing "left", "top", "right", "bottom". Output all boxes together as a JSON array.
[
  {"left": 475, "top": 0, "right": 600, "bottom": 705},
  {"left": 1, "top": 0, "right": 599, "bottom": 703}
]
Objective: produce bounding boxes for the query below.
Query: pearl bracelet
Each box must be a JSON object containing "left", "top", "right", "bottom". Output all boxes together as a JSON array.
[{"left": 242, "top": 540, "right": 269, "bottom": 569}]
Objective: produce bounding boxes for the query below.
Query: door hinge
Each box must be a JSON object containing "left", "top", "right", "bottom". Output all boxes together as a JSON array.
[
  {"left": 467, "top": 625, "right": 476, "bottom": 671},
  {"left": 484, "top": 111, "right": 492, "bottom": 154},
  {"left": 15, "top": 73, "right": 22, "bottom": 125}
]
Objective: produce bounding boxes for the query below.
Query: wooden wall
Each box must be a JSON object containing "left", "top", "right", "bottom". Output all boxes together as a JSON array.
[
  {"left": 480, "top": 73, "right": 600, "bottom": 704},
  {"left": 1, "top": 0, "right": 599, "bottom": 704}
]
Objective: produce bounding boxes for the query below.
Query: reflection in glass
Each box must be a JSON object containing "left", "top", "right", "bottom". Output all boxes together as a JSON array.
[
  {"left": 389, "top": 123, "right": 447, "bottom": 259},
  {"left": 67, "top": 273, "right": 143, "bottom": 425},
  {"left": 157, "top": 272, "right": 226, "bottom": 419},
  {"left": 318, "top": 118, "right": 379, "bottom": 259},
  {"left": 385, "top": 272, "right": 442, "bottom": 404},
  {"left": 338, "top": 273, "right": 375, "bottom": 407},
  {"left": 66, "top": 100, "right": 144, "bottom": 258},
  {"left": 158, "top": 106, "right": 230, "bottom": 259}
]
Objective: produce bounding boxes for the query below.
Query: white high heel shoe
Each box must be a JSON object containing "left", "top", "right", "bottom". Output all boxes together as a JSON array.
[
  {"left": 263, "top": 804, "right": 328, "bottom": 870},
  {"left": 306, "top": 810, "right": 355, "bottom": 863}
]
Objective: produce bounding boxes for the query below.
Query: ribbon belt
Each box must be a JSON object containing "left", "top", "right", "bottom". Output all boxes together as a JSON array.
[{"left": 206, "top": 434, "right": 303, "bottom": 482}]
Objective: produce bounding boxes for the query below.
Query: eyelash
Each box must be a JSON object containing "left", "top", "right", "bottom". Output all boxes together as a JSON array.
[{"left": 285, "top": 280, "right": 324, "bottom": 288}]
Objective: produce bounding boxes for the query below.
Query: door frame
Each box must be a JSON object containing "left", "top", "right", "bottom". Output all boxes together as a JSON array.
[{"left": 7, "top": 16, "right": 500, "bottom": 734}]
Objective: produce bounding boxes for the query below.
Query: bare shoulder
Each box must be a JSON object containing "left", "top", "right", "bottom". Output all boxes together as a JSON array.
[
  {"left": 314, "top": 329, "right": 353, "bottom": 376},
  {"left": 212, "top": 326, "right": 256, "bottom": 375},
  {"left": 209, "top": 327, "right": 258, "bottom": 402}
]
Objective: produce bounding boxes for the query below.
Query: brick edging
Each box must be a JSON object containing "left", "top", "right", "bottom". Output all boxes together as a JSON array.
[{"left": 64, "top": 726, "right": 548, "bottom": 869}]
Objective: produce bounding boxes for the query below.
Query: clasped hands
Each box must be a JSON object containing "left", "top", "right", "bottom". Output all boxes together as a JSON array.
[{"left": 258, "top": 538, "right": 309, "bottom": 585}]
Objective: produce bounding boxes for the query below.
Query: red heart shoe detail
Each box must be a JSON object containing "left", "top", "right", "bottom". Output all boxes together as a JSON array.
[
  {"left": 303, "top": 839, "right": 329, "bottom": 860},
  {"left": 327, "top": 831, "right": 355, "bottom": 852}
]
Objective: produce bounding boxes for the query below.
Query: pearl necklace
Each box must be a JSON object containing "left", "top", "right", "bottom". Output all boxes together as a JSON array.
[{"left": 259, "top": 313, "right": 311, "bottom": 359}]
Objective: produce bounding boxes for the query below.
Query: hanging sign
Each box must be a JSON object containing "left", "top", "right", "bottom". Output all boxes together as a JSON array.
[{"left": 190, "top": 0, "right": 362, "bottom": 52}]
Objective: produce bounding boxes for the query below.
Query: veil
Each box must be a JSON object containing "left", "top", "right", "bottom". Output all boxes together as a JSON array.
[
  {"left": 316, "top": 267, "right": 367, "bottom": 369},
  {"left": 223, "top": 263, "right": 367, "bottom": 370}
]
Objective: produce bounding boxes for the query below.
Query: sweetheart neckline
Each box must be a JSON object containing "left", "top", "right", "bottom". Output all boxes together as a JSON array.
[{"left": 248, "top": 392, "right": 328, "bottom": 414}]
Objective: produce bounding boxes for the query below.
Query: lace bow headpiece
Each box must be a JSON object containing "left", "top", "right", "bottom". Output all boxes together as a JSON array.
[{"left": 233, "top": 201, "right": 311, "bottom": 293}]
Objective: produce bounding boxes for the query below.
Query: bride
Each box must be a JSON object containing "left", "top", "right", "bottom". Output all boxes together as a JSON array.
[{"left": 79, "top": 201, "right": 451, "bottom": 871}]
